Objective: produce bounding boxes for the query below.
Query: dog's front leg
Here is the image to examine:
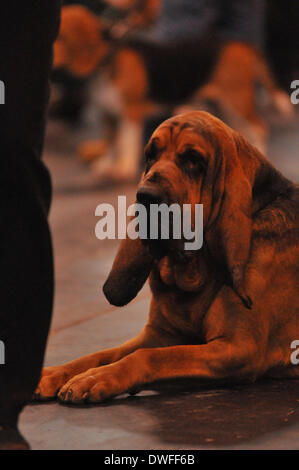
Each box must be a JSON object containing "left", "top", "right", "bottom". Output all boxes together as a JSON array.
[
  {"left": 33, "top": 325, "right": 167, "bottom": 401},
  {"left": 58, "top": 340, "right": 260, "bottom": 404}
]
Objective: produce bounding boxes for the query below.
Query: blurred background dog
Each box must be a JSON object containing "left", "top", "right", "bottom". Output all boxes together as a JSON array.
[{"left": 50, "top": 0, "right": 297, "bottom": 184}]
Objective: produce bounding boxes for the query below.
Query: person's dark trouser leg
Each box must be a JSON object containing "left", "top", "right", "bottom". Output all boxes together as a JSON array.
[{"left": 0, "top": 0, "right": 61, "bottom": 439}]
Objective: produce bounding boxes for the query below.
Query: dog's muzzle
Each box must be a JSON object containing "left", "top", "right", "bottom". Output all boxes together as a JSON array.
[{"left": 136, "top": 186, "right": 163, "bottom": 207}]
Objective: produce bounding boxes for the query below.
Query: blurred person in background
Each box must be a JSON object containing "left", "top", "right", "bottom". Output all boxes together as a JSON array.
[
  {"left": 147, "top": 0, "right": 264, "bottom": 45},
  {"left": 266, "top": 0, "right": 299, "bottom": 91},
  {"left": 0, "top": 1, "right": 61, "bottom": 450},
  {"left": 64, "top": 0, "right": 106, "bottom": 15}
]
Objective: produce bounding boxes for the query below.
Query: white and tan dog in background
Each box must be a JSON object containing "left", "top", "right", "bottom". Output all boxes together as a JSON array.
[{"left": 53, "top": 5, "right": 293, "bottom": 183}]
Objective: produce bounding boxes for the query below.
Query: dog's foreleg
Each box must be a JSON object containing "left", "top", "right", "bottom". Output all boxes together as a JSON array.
[
  {"left": 57, "top": 340, "right": 260, "bottom": 404},
  {"left": 33, "top": 325, "right": 164, "bottom": 401}
]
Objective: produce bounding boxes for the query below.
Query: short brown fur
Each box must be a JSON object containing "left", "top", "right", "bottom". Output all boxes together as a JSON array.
[{"left": 34, "top": 112, "right": 299, "bottom": 404}]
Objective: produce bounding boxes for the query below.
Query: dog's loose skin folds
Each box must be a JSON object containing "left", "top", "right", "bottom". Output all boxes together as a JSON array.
[{"left": 34, "top": 112, "right": 299, "bottom": 404}]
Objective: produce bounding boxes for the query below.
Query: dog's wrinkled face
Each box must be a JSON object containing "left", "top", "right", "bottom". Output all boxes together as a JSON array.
[
  {"left": 141, "top": 117, "right": 209, "bottom": 204},
  {"left": 136, "top": 112, "right": 217, "bottom": 256},
  {"left": 105, "top": 111, "right": 263, "bottom": 307},
  {"left": 135, "top": 111, "right": 259, "bottom": 307}
]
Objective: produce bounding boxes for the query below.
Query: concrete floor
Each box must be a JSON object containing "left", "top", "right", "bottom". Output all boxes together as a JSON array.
[{"left": 19, "top": 117, "right": 299, "bottom": 450}]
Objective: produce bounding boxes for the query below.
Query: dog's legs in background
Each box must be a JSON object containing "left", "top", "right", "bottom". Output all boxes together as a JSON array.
[
  {"left": 111, "top": 100, "right": 164, "bottom": 180},
  {"left": 91, "top": 101, "right": 158, "bottom": 183},
  {"left": 114, "top": 114, "right": 144, "bottom": 180},
  {"left": 78, "top": 77, "right": 122, "bottom": 163},
  {"left": 91, "top": 114, "right": 144, "bottom": 182},
  {"left": 91, "top": 48, "right": 152, "bottom": 183}
]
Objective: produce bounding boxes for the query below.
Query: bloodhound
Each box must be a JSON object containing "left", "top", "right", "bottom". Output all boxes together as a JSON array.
[
  {"left": 34, "top": 111, "right": 299, "bottom": 404},
  {"left": 53, "top": 5, "right": 291, "bottom": 181}
]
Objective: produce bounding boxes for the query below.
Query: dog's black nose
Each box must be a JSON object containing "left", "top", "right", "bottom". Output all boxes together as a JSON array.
[{"left": 136, "top": 186, "right": 163, "bottom": 206}]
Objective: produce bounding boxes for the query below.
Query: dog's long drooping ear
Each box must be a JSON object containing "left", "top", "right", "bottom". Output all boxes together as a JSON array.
[
  {"left": 103, "top": 238, "right": 154, "bottom": 307},
  {"left": 211, "top": 131, "right": 258, "bottom": 309}
]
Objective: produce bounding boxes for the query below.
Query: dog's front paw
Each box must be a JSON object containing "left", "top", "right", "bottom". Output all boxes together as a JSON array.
[
  {"left": 58, "top": 364, "right": 130, "bottom": 405},
  {"left": 33, "top": 366, "right": 71, "bottom": 401}
]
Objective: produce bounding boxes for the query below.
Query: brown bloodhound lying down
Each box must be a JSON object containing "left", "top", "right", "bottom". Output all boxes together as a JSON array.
[{"left": 34, "top": 111, "right": 299, "bottom": 404}]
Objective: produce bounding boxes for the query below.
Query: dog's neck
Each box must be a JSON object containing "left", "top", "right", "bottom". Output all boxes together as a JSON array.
[{"left": 252, "top": 161, "right": 292, "bottom": 212}]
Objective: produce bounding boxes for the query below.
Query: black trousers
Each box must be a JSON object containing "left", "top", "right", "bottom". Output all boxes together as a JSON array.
[{"left": 0, "top": 1, "right": 61, "bottom": 425}]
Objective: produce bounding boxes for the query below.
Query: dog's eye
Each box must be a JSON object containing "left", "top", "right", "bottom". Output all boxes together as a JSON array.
[
  {"left": 180, "top": 149, "right": 207, "bottom": 172},
  {"left": 145, "top": 142, "right": 158, "bottom": 161},
  {"left": 145, "top": 149, "right": 155, "bottom": 163},
  {"left": 144, "top": 142, "right": 158, "bottom": 171}
]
